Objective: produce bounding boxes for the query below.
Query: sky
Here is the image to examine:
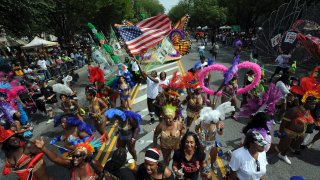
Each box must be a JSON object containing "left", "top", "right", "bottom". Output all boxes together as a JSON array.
[{"left": 159, "top": 0, "right": 180, "bottom": 13}]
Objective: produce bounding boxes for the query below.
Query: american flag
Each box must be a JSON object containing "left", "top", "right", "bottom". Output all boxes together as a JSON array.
[{"left": 117, "top": 14, "right": 172, "bottom": 55}]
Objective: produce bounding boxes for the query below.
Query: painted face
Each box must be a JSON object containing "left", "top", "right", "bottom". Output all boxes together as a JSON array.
[
  {"left": 144, "top": 160, "right": 158, "bottom": 175},
  {"left": 72, "top": 151, "right": 85, "bottom": 166},
  {"left": 185, "top": 135, "right": 196, "bottom": 151}
]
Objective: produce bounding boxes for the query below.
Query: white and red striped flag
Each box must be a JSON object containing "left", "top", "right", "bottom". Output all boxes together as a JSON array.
[{"left": 117, "top": 14, "right": 172, "bottom": 55}]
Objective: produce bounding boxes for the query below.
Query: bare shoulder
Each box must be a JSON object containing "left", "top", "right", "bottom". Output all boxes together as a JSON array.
[{"left": 164, "top": 167, "right": 173, "bottom": 177}]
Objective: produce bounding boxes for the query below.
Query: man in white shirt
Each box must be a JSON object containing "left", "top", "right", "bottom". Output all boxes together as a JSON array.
[
  {"left": 37, "top": 58, "right": 51, "bottom": 80},
  {"left": 141, "top": 69, "right": 159, "bottom": 124},
  {"left": 269, "top": 52, "right": 291, "bottom": 82}
]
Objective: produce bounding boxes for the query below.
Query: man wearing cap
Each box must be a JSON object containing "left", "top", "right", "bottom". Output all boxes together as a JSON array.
[
  {"left": 137, "top": 148, "right": 174, "bottom": 180},
  {"left": 229, "top": 131, "right": 268, "bottom": 180}
]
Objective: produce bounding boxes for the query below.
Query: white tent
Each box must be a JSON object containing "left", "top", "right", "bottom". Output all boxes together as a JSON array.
[
  {"left": 21, "top": 36, "right": 58, "bottom": 49},
  {"left": 219, "top": 25, "right": 232, "bottom": 29}
]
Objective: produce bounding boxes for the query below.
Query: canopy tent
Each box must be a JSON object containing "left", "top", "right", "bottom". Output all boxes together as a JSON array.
[
  {"left": 219, "top": 25, "right": 232, "bottom": 29},
  {"left": 21, "top": 37, "right": 58, "bottom": 49},
  {"left": 0, "top": 36, "right": 27, "bottom": 48}
]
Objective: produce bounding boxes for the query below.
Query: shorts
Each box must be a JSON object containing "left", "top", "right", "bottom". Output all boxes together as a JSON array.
[
  {"left": 274, "top": 66, "right": 289, "bottom": 75},
  {"left": 147, "top": 98, "right": 156, "bottom": 114}
]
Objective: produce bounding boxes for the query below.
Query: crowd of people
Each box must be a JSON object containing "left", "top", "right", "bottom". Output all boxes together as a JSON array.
[{"left": 0, "top": 36, "right": 319, "bottom": 180}]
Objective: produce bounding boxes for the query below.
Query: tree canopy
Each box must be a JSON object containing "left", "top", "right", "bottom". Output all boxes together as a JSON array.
[
  {"left": 168, "top": 0, "right": 227, "bottom": 29},
  {"left": 0, "top": 0, "right": 164, "bottom": 45}
]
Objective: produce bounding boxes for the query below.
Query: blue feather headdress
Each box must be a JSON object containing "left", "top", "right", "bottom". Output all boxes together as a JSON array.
[
  {"left": 54, "top": 114, "right": 93, "bottom": 135},
  {"left": 123, "top": 110, "right": 142, "bottom": 133},
  {"left": 104, "top": 108, "right": 126, "bottom": 121}
]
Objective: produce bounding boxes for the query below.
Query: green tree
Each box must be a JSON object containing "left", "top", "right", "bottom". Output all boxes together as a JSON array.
[
  {"left": 134, "top": 0, "right": 165, "bottom": 20},
  {"left": 169, "top": 0, "right": 227, "bottom": 28},
  {"left": 0, "top": 0, "right": 54, "bottom": 37}
]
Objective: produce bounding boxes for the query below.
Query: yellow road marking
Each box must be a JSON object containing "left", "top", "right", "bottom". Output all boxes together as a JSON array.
[
  {"left": 101, "top": 135, "right": 118, "bottom": 166},
  {"left": 177, "top": 60, "right": 185, "bottom": 74},
  {"left": 211, "top": 169, "right": 218, "bottom": 180},
  {"left": 216, "top": 156, "right": 226, "bottom": 177},
  {"left": 95, "top": 123, "right": 117, "bottom": 160},
  {"left": 130, "top": 84, "right": 137, "bottom": 96},
  {"left": 176, "top": 61, "right": 183, "bottom": 74},
  {"left": 99, "top": 84, "right": 141, "bottom": 166},
  {"left": 130, "top": 84, "right": 141, "bottom": 106}
]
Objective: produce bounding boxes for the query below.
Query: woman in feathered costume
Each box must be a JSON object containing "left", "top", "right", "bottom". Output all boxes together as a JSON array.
[
  {"left": 105, "top": 108, "right": 142, "bottom": 160},
  {"left": 49, "top": 114, "right": 93, "bottom": 151},
  {"left": 214, "top": 55, "right": 240, "bottom": 119},
  {"left": 0, "top": 73, "right": 28, "bottom": 125},
  {"left": 153, "top": 104, "right": 185, "bottom": 166},
  {"left": 181, "top": 71, "right": 209, "bottom": 131},
  {"left": 195, "top": 102, "right": 235, "bottom": 174},
  {"left": 35, "top": 134, "right": 105, "bottom": 179},
  {"left": 276, "top": 79, "right": 319, "bottom": 164},
  {"left": 0, "top": 92, "right": 32, "bottom": 138},
  {"left": 1, "top": 127, "right": 51, "bottom": 180},
  {"left": 155, "top": 71, "right": 184, "bottom": 122}
]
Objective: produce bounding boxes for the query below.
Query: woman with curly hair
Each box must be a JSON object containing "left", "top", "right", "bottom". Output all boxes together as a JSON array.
[{"left": 172, "top": 132, "right": 210, "bottom": 180}]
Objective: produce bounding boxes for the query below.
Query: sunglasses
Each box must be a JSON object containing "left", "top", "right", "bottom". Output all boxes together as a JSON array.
[
  {"left": 255, "top": 159, "right": 260, "bottom": 172},
  {"left": 72, "top": 154, "right": 84, "bottom": 159}
]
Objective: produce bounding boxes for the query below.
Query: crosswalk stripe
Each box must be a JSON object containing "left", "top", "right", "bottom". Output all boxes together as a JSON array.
[{"left": 147, "top": 62, "right": 176, "bottom": 72}]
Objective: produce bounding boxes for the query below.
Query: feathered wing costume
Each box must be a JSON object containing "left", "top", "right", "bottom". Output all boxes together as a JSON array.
[
  {"left": 88, "top": 66, "right": 105, "bottom": 83},
  {"left": 160, "top": 71, "right": 185, "bottom": 97},
  {"left": 0, "top": 75, "right": 28, "bottom": 129},
  {"left": 239, "top": 83, "right": 282, "bottom": 117},
  {"left": 224, "top": 55, "right": 240, "bottom": 85},
  {"left": 50, "top": 115, "right": 94, "bottom": 154},
  {"left": 198, "top": 102, "right": 235, "bottom": 125}
]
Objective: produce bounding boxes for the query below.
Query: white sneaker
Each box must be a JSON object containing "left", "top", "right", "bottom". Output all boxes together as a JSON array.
[
  {"left": 46, "top": 118, "right": 54, "bottom": 124},
  {"left": 278, "top": 153, "right": 291, "bottom": 165},
  {"left": 307, "top": 143, "right": 314, "bottom": 149},
  {"left": 272, "top": 120, "right": 276, "bottom": 125}
]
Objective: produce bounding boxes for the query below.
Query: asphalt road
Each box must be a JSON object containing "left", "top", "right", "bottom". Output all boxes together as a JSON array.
[{"left": 1, "top": 39, "right": 320, "bottom": 180}]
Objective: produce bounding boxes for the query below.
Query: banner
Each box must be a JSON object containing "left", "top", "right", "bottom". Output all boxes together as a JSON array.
[
  {"left": 284, "top": 32, "right": 297, "bottom": 44},
  {"left": 270, "top": 34, "right": 282, "bottom": 47}
]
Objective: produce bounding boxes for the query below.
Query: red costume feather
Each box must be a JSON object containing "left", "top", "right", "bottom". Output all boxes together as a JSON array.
[{"left": 88, "top": 66, "right": 105, "bottom": 83}]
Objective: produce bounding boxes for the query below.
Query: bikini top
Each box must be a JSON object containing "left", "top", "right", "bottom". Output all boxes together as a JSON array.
[
  {"left": 71, "top": 163, "right": 95, "bottom": 180},
  {"left": 118, "top": 120, "right": 132, "bottom": 131}
]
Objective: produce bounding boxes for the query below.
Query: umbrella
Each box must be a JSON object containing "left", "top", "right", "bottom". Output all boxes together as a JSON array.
[{"left": 52, "top": 83, "right": 73, "bottom": 95}]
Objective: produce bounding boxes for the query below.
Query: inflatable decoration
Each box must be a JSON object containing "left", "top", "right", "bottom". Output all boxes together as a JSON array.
[
  {"left": 87, "top": 22, "right": 120, "bottom": 64},
  {"left": 199, "top": 61, "right": 262, "bottom": 96}
]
